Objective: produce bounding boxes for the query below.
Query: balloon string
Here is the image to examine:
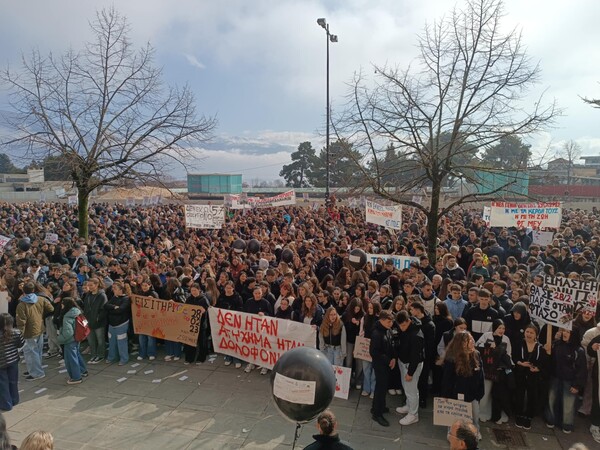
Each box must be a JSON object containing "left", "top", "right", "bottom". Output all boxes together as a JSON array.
[{"left": 292, "top": 422, "right": 302, "bottom": 450}]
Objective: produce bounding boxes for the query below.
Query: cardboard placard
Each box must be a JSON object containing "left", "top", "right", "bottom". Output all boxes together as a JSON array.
[
  {"left": 184, "top": 204, "right": 225, "bottom": 229},
  {"left": 433, "top": 397, "right": 473, "bottom": 427},
  {"left": 131, "top": 295, "right": 204, "bottom": 346},
  {"left": 332, "top": 365, "right": 351, "bottom": 400},
  {"left": 365, "top": 200, "right": 402, "bottom": 230},
  {"left": 353, "top": 336, "right": 372, "bottom": 362}
]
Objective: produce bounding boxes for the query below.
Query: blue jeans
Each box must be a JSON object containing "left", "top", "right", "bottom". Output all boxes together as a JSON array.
[
  {"left": 139, "top": 335, "right": 157, "bottom": 358},
  {"left": 63, "top": 341, "right": 87, "bottom": 381},
  {"left": 399, "top": 361, "right": 423, "bottom": 416},
  {"left": 362, "top": 360, "right": 376, "bottom": 394},
  {"left": 546, "top": 377, "right": 578, "bottom": 431},
  {"left": 86, "top": 327, "right": 106, "bottom": 359},
  {"left": 108, "top": 321, "right": 129, "bottom": 364},
  {"left": 23, "top": 335, "right": 45, "bottom": 378},
  {"left": 224, "top": 355, "right": 241, "bottom": 365},
  {"left": 165, "top": 340, "right": 182, "bottom": 357},
  {"left": 322, "top": 345, "right": 344, "bottom": 366},
  {"left": 0, "top": 362, "right": 19, "bottom": 411}
]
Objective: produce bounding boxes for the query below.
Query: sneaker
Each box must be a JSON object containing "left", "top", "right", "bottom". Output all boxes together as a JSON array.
[
  {"left": 118, "top": 361, "right": 127, "bottom": 366},
  {"left": 105, "top": 359, "right": 113, "bottom": 364},
  {"left": 137, "top": 356, "right": 143, "bottom": 361},
  {"left": 395, "top": 389, "right": 403, "bottom": 395},
  {"left": 59, "top": 359, "right": 65, "bottom": 366},
  {"left": 164, "top": 355, "right": 173, "bottom": 362},
  {"left": 149, "top": 356, "right": 155, "bottom": 361},
  {"left": 25, "top": 374, "right": 45, "bottom": 381},
  {"left": 361, "top": 391, "right": 369, "bottom": 397},
  {"left": 23, "top": 372, "right": 30, "bottom": 377},
  {"left": 88, "top": 357, "right": 99, "bottom": 365},
  {"left": 395, "top": 405, "right": 409, "bottom": 414},
  {"left": 399, "top": 414, "right": 419, "bottom": 426},
  {"left": 235, "top": 363, "right": 242, "bottom": 369},
  {"left": 244, "top": 363, "right": 255, "bottom": 373},
  {"left": 562, "top": 428, "right": 572, "bottom": 434},
  {"left": 355, "top": 384, "right": 362, "bottom": 390},
  {"left": 522, "top": 418, "right": 531, "bottom": 431},
  {"left": 67, "top": 378, "right": 82, "bottom": 385},
  {"left": 81, "top": 347, "right": 91, "bottom": 355},
  {"left": 260, "top": 367, "right": 268, "bottom": 375},
  {"left": 184, "top": 362, "right": 190, "bottom": 366},
  {"left": 173, "top": 357, "right": 180, "bottom": 361},
  {"left": 388, "top": 389, "right": 396, "bottom": 396},
  {"left": 224, "top": 360, "right": 232, "bottom": 366},
  {"left": 545, "top": 422, "right": 555, "bottom": 429},
  {"left": 369, "top": 393, "right": 374, "bottom": 399},
  {"left": 590, "top": 425, "right": 600, "bottom": 443},
  {"left": 477, "top": 433, "right": 482, "bottom": 441},
  {"left": 82, "top": 371, "right": 89, "bottom": 377}
]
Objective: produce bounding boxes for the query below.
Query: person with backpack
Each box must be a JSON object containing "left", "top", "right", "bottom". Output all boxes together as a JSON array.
[{"left": 56, "top": 297, "right": 88, "bottom": 385}]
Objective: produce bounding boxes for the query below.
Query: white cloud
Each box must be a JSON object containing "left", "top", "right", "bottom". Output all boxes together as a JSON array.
[{"left": 184, "top": 54, "right": 205, "bottom": 70}]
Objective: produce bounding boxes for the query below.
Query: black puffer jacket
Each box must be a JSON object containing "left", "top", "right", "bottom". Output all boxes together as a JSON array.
[
  {"left": 369, "top": 321, "right": 395, "bottom": 367},
  {"left": 550, "top": 329, "right": 587, "bottom": 392}
]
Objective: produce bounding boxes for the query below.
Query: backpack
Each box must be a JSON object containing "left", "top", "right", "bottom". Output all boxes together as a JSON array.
[{"left": 74, "top": 314, "right": 91, "bottom": 342}]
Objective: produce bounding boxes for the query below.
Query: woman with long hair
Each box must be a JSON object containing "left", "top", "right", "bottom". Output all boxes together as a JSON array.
[
  {"left": 319, "top": 307, "right": 347, "bottom": 366},
  {"left": 0, "top": 314, "right": 24, "bottom": 411},
  {"left": 204, "top": 277, "right": 220, "bottom": 307},
  {"left": 296, "top": 294, "right": 324, "bottom": 330},
  {"left": 359, "top": 300, "right": 382, "bottom": 398},
  {"left": 104, "top": 281, "right": 131, "bottom": 365},
  {"left": 442, "top": 331, "right": 485, "bottom": 437},
  {"left": 162, "top": 278, "right": 186, "bottom": 361},
  {"left": 343, "top": 299, "right": 364, "bottom": 390},
  {"left": 57, "top": 297, "right": 88, "bottom": 384}
]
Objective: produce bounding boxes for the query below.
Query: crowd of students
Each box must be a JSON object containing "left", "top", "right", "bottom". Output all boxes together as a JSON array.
[{"left": 0, "top": 200, "right": 599, "bottom": 446}]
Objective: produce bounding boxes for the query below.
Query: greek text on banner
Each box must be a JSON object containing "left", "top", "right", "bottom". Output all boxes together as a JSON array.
[
  {"left": 131, "top": 295, "right": 204, "bottom": 346},
  {"left": 184, "top": 204, "right": 225, "bottom": 229},
  {"left": 488, "top": 201, "right": 561, "bottom": 229},
  {"left": 208, "top": 307, "right": 316, "bottom": 370}
]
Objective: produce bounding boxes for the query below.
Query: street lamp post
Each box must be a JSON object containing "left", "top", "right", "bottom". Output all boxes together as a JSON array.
[{"left": 317, "top": 18, "right": 337, "bottom": 205}]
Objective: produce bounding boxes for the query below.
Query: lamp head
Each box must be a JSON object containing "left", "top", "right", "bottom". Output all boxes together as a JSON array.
[
  {"left": 330, "top": 34, "right": 338, "bottom": 43},
  {"left": 317, "top": 18, "right": 326, "bottom": 28}
]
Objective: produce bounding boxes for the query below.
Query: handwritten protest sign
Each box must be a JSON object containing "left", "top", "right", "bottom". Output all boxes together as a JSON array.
[
  {"left": 0, "top": 235, "right": 12, "bottom": 250},
  {"left": 489, "top": 201, "right": 562, "bottom": 229},
  {"left": 367, "top": 254, "right": 419, "bottom": 270},
  {"left": 208, "top": 307, "right": 315, "bottom": 369},
  {"left": 131, "top": 295, "right": 204, "bottom": 346},
  {"left": 228, "top": 190, "right": 296, "bottom": 209},
  {"left": 433, "top": 397, "right": 473, "bottom": 427},
  {"left": 68, "top": 195, "right": 78, "bottom": 206},
  {"left": 184, "top": 204, "right": 225, "bottom": 229},
  {"left": 365, "top": 200, "right": 402, "bottom": 230},
  {"left": 529, "top": 275, "right": 599, "bottom": 330},
  {"left": 44, "top": 233, "right": 59, "bottom": 244},
  {"left": 353, "top": 336, "right": 372, "bottom": 362},
  {"left": 532, "top": 230, "right": 554, "bottom": 247},
  {"left": 482, "top": 206, "right": 491, "bottom": 227},
  {"left": 273, "top": 373, "right": 316, "bottom": 405},
  {"left": 332, "top": 365, "right": 351, "bottom": 400}
]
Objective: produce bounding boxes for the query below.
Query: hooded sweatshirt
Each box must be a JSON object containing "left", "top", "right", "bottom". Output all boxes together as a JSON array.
[
  {"left": 444, "top": 295, "right": 469, "bottom": 321},
  {"left": 16, "top": 293, "right": 54, "bottom": 339},
  {"left": 57, "top": 307, "right": 81, "bottom": 345},
  {"left": 503, "top": 302, "right": 531, "bottom": 356}
]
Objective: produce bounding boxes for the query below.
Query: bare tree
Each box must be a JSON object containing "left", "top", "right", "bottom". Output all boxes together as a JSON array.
[
  {"left": 1, "top": 8, "right": 216, "bottom": 238},
  {"left": 335, "top": 0, "right": 558, "bottom": 259},
  {"left": 560, "top": 140, "right": 581, "bottom": 188}
]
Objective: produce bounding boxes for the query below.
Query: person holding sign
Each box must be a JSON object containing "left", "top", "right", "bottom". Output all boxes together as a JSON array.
[
  {"left": 545, "top": 328, "right": 587, "bottom": 434},
  {"left": 369, "top": 310, "right": 396, "bottom": 427}
]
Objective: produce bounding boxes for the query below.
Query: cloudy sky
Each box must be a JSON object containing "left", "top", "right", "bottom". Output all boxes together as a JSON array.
[{"left": 1, "top": 0, "right": 599, "bottom": 180}]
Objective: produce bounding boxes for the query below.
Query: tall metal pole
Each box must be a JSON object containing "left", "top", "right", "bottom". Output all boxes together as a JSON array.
[{"left": 325, "top": 24, "right": 330, "bottom": 203}]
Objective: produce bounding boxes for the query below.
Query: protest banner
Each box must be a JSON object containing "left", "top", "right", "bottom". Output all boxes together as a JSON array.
[
  {"left": 228, "top": 190, "right": 296, "bottom": 209},
  {"left": 411, "top": 195, "right": 424, "bottom": 205},
  {"left": 0, "top": 235, "right": 12, "bottom": 250},
  {"left": 332, "top": 365, "right": 351, "bottom": 400},
  {"left": 142, "top": 196, "right": 150, "bottom": 206},
  {"left": 151, "top": 195, "right": 160, "bottom": 205},
  {"left": 131, "top": 295, "right": 204, "bottom": 346},
  {"left": 367, "top": 253, "right": 419, "bottom": 270},
  {"left": 489, "top": 201, "right": 562, "bottom": 229},
  {"left": 208, "top": 307, "right": 316, "bottom": 369},
  {"left": 353, "top": 336, "right": 372, "bottom": 362},
  {"left": 532, "top": 230, "right": 554, "bottom": 247},
  {"left": 44, "top": 233, "right": 59, "bottom": 244},
  {"left": 184, "top": 204, "right": 225, "bottom": 229},
  {"left": 273, "top": 372, "right": 316, "bottom": 405},
  {"left": 482, "top": 206, "right": 491, "bottom": 227},
  {"left": 433, "top": 397, "right": 473, "bottom": 427},
  {"left": 365, "top": 200, "right": 402, "bottom": 230},
  {"left": 302, "top": 192, "right": 309, "bottom": 202},
  {"left": 126, "top": 197, "right": 136, "bottom": 207},
  {"left": 529, "top": 275, "right": 599, "bottom": 330},
  {"left": 68, "top": 195, "right": 78, "bottom": 206}
]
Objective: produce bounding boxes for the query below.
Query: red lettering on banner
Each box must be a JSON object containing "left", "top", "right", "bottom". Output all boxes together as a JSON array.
[
  {"left": 243, "top": 316, "right": 279, "bottom": 336},
  {"left": 218, "top": 309, "right": 241, "bottom": 328},
  {"left": 277, "top": 337, "right": 305, "bottom": 351}
]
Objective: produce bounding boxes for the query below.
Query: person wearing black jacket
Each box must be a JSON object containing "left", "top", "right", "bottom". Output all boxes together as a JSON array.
[
  {"left": 244, "top": 286, "right": 273, "bottom": 375},
  {"left": 217, "top": 281, "right": 244, "bottom": 368},
  {"left": 304, "top": 409, "right": 354, "bottom": 450},
  {"left": 394, "top": 310, "right": 425, "bottom": 426},
  {"left": 184, "top": 284, "right": 210, "bottom": 365},
  {"left": 369, "top": 310, "right": 396, "bottom": 427},
  {"left": 104, "top": 281, "right": 131, "bottom": 365},
  {"left": 82, "top": 278, "right": 108, "bottom": 364},
  {"left": 545, "top": 327, "right": 587, "bottom": 433},
  {"left": 409, "top": 301, "right": 435, "bottom": 409}
]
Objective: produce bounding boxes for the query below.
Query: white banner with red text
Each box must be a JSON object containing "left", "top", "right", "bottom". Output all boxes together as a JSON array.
[
  {"left": 488, "top": 201, "right": 562, "bottom": 229},
  {"left": 226, "top": 190, "right": 296, "bottom": 210}
]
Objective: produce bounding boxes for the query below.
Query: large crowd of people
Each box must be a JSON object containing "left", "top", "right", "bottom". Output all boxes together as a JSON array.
[{"left": 0, "top": 200, "right": 599, "bottom": 447}]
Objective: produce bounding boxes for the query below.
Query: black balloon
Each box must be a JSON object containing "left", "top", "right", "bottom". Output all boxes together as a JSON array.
[
  {"left": 280, "top": 248, "right": 294, "bottom": 264},
  {"left": 17, "top": 238, "right": 31, "bottom": 252},
  {"left": 270, "top": 347, "right": 336, "bottom": 423},
  {"left": 247, "top": 239, "right": 261, "bottom": 254},
  {"left": 232, "top": 239, "right": 246, "bottom": 254},
  {"left": 348, "top": 248, "right": 367, "bottom": 269}
]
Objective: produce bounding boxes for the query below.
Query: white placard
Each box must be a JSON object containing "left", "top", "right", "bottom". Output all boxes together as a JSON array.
[
  {"left": 489, "top": 201, "right": 562, "bottom": 229},
  {"left": 0, "top": 291, "right": 8, "bottom": 315},
  {"left": 44, "top": 233, "right": 59, "bottom": 244},
  {"left": 68, "top": 195, "right": 78, "bottom": 206},
  {"left": 228, "top": 190, "right": 296, "bottom": 210},
  {"left": 0, "top": 235, "right": 12, "bottom": 250},
  {"left": 482, "top": 206, "right": 491, "bottom": 227},
  {"left": 273, "top": 372, "right": 316, "bottom": 405},
  {"left": 332, "top": 365, "right": 351, "bottom": 400},
  {"left": 433, "top": 397, "right": 474, "bottom": 426},
  {"left": 184, "top": 204, "right": 225, "bottom": 229},
  {"left": 532, "top": 230, "right": 554, "bottom": 247},
  {"left": 126, "top": 197, "right": 136, "bottom": 207},
  {"left": 366, "top": 253, "right": 419, "bottom": 270},
  {"left": 365, "top": 200, "right": 402, "bottom": 230}
]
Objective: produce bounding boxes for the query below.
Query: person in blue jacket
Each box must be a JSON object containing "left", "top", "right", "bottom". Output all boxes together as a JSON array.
[{"left": 57, "top": 297, "right": 88, "bottom": 384}]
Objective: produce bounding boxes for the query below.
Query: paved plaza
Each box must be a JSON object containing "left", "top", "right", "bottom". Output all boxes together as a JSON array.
[{"left": 3, "top": 352, "right": 597, "bottom": 449}]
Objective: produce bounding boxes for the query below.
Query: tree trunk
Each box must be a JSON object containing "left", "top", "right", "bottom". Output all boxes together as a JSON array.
[
  {"left": 77, "top": 187, "right": 90, "bottom": 239},
  {"left": 426, "top": 182, "right": 441, "bottom": 262}
]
